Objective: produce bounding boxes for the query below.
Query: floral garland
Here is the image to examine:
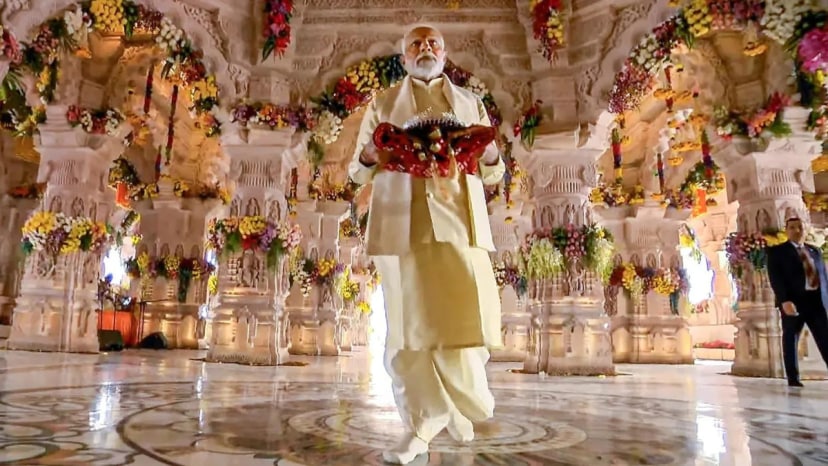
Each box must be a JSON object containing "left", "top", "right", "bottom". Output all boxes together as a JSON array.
[
  {"left": 66, "top": 105, "right": 125, "bottom": 135},
  {"left": 6, "top": 182, "right": 46, "bottom": 199},
  {"left": 513, "top": 100, "right": 543, "bottom": 148},
  {"left": 679, "top": 225, "right": 705, "bottom": 264},
  {"left": 1, "top": 2, "right": 221, "bottom": 138},
  {"left": 334, "top": 266, "right": 361, "bottom": 304},
  {"left": 206, "top": 216, "right": 302, "bottom": 269},
  {"left": 230, "top": 101, "right": 315, "bottom": 131},
  {"left": 676, "top": 160, "right": 725, "bottom": 210},
  {"left": 518, "top": 224, "right": 614, "bottom": 281},
  {"left": 608, "top": 2, "right": 828, "bottom": 119},
  {"left": 530, "top": 0, "right": 565, "bottom": 61},
  {"left": 608, "top": 262, "right": 689, "bottom": 313},
  {"left": 492, "top": 261, "right": 528, "bottom": 297},
  {"left": 356, "top": 301, "right": 371, "bottom": 315},
  {"left": 125, "top": 252, "right": 215, "bottom": 302},
  {"left": 0, "top": 23, "right": 22, "bottom": 64},
  {"left": 108, "top": 157, "right": 232, "bottom": 205},
  {"left": 261, "top": 0, "right": 293, "bottom": 61},
  {"left": 804, "top": 192, "right": 828, "bottom": 212},
  {"left": 21, "top": 211, "right": 110, "bottom": 256},
  {"left": 589, "top": 183, "right": 646, "bottom": 208},
  {"left": 806, "top": 227, "right": 828, "bottom": 259},
  {"left": 309, "top": 178, "right": 359, "bottom": 202},
  {"left": 724, "top": 230, "right": 787, "bottom": 277},
  {"left": 714, "top": 92, "right": 792, "bottom": 140},
  {"left": 289, "top": 254, "right": 342, "bottom": 297}
]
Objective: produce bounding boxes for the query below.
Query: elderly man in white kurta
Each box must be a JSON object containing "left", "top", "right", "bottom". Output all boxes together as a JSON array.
[{"left": 348, "top": 25, "right": 505, "bottom": 465}]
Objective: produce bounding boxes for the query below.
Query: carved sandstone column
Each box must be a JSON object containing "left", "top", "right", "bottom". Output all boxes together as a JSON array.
[
  {"left": 7, "top": 105, "right": 129, "bottom": 353},
  {"left": 520, "top": 132, "right": 614, "bottom": 375},
  {"left": 131, "top": 180, "right": 221, "bottom": 349},
  {"left": 600, "top": 201, "right": 693, "bottom": 364},
  {"left": 205, "top": 127, "right": 293, "bottom": 365},
  {"left": 489, "top": 200, "right": 533, "bottom": 362},
  {"left": 287, "top": 199, "right": 349, "bottom": 356},
  {"left": 715, "top": 108, "right": 825, "bottom": 378}
]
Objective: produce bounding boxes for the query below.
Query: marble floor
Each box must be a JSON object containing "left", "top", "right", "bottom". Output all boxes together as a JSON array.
[{"left": 0, "top": 348, "right": 826, "bottom": 466}]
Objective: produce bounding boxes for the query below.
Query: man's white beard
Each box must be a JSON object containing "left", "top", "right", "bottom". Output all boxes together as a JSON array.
[{"left": 406, "top": 53, "right": 444, "bottom": 80}]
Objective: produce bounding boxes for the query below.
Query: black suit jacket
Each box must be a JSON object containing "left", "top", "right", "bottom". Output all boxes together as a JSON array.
[{"left": 766, "top": 242, "right": 828, "bottom": 310}]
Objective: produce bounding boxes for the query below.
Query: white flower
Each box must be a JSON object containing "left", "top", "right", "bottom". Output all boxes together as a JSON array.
[
  {"left": 761, "top": 0, "right": 811, "bottom": 44},
  {"left": 314, "top": 110, "right": 343, "bottom": 144}
]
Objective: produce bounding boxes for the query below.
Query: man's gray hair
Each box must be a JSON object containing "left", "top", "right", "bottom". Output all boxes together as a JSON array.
[{"left": 400, "top": 24, "right": 446, "bottom": 54}]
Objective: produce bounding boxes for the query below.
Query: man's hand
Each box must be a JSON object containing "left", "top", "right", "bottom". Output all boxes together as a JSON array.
[
  {"left": 360, "top": 141, "right": 392, "bottom": 167},
  {"left": 781, "top": 301, "right": 798, "bottom": 316},
  {"left": 480, "top": 145, "right": 500, "bottom": 166}
]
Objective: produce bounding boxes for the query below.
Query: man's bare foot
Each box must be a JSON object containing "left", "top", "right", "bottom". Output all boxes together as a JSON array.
[
  {"left": 446, "top": 415, "right": 474, "bottom": 443},
  {"left": 382, "top": 432, "right": 428, "bottom": 464}
]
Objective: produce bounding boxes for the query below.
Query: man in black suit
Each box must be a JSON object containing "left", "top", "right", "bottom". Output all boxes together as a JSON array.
[{"left": 767, "top": 217, "right": 828, "bottom": 386}]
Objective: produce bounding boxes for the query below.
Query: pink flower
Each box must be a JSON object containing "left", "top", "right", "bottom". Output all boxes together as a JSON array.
[{"left": 798, "top": 27, "right": 828, "bottom": 74}]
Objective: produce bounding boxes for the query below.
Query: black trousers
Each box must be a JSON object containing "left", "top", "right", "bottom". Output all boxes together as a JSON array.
[{"left": 781, "top": 290, "right": 828, "bottom": 382}]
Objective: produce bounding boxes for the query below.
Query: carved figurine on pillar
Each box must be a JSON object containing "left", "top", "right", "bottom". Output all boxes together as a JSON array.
[{"left": 515, "top": 125, "right": 617, "bottom": 376}]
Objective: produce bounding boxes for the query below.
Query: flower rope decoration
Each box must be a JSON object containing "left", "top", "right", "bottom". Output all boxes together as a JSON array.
[
  {"left": 334, "top": 266, "right": 361, "bottom": 304},
  {"left": 206, "top": 216, "right": 302, "bottom": 269},
  {"left": 1, "top": 1, "right": 222, "bottom": 139},
  {"left": 518, "top": 224, "right": 615, "bottom": 281},
  {"left": 66, "top": 105, "right": 125, "bottom": 135},
  {"left": 724, "top": 230, "right": 787, "bottom": 277},
  {"left": 492, "top": 261, "right": 528, "bottom": 297},
  {"left": 608, "top": 1, "right": 828, "bottom": 123},
  {"left": 21, "top": 211, "right": 111, "bottom": 257},
  {"left": 513, "top": 100, "right": 543, "bottom": 148},
  {"left": 261, "top": 0, "right": 293, "bottom": 61},
  {"left": 608, "top": 262, "right": 689, "bottom": 313},
  {"left": 289, "top": 253, "right": 344, "bottom": 297},
  {"left": 714, "top": 92, "right": 792, "bottom": 140},
  {"left": 530, "top": 0, "right": 566, "bottom": 61},
  {"left": 125, "top": 252, "right": 215, "bottom": 302}
]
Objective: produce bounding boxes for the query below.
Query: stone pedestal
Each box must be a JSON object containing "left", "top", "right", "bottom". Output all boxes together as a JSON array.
[
  {"left": 8, "top": 252, "right": 101, "bottom": 353},
  {"left": 612, "top": 314, "right": 693, "bottom": 364},
  {"left": 205, "top": 126, "right": 294, "bottom": 365},
  {"left": 7, "top": 105, "right": 129, "bottom": 353},
  {"left": 131, "top": 180, "right": 221, "bottom": 349},
  {"left": 714, "top": 109, "right": 825, "bottom": 378},
  {"left": 520, "top": 133, "right": 614, "bottom": 375},
  {"left": 287, "top": 199, "right": 349, "bottom": 356}
]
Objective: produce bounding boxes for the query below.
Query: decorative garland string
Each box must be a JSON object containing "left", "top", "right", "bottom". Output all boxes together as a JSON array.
[
  {"left": 165, "top": 84, "right": 179, "bottom": 165},
  {"left": 701, "top": 130, "right": 713, "bottom": 180},
  {"left": 656, "top": 151, "right": 665, "bottom": 194},
  {"left": 611, "top": 127, "right": 623, "bottom": 184},
  {"left": 143, "top": 64, "right": 154, "bottom": 115}
]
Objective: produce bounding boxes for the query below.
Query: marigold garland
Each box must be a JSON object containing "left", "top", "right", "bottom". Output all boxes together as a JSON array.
[{"left": 530, "top": 0, "right": 566, "bottom": 61}]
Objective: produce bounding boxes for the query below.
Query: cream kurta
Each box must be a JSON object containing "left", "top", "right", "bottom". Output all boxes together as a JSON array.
[{"left": 349, "top": 75, "right": 503, "bottom": 352}]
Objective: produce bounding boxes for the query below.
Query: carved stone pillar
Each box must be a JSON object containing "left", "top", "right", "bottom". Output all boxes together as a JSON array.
[
  {"left": 7, "top": 105, "right": 129, "bottom": 353},
  {"left": 287, "top": 200, "right": 349, "bottom": 356},
  {"left": 489, "top": 201, "right": 533, "bottom": 362},
  {"left": 205, "top": 127, "right": 293, "bottom": 365},
  {"left": 0, "top": 142, "right": 40, "bottom": 329},
  {"left": 599, "top": 202, "right": 693, "bottom": 364},
  {"left": 520, "top": 133, "right": 614, "bottom": 375},
  {"left": 131, "top": 180, "right": 222, "bottom": 349},
  {"left": 715, "top": 109, "right": 824, "bottom": 378}
]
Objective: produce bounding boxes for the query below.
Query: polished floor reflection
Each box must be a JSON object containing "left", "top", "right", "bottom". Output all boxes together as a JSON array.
[{"left": 0, "top": 349, "right": 826, "bottom": 465}]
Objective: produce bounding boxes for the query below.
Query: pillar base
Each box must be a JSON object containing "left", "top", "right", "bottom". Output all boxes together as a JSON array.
[
  {"left": 611, "top": 315, "right": 693, "bottom": 364},
  {"left": 139, "top": 303, "right": 202, "bottom": 349},
  {"left": 525, "top": 302, "right": 614, "bottom": 376},
  {"left": 206, "top": 296, "right": 286, "bottom": 366},
  {"left": 491, "top": 310, "right": 531, "bottom": 363}
]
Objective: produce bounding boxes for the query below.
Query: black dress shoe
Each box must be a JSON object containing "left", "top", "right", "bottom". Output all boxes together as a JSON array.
[{"left": 788, "top": 380, "right": 804, "bottom": 387}]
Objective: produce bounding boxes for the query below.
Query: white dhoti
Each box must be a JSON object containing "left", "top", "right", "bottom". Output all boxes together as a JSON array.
[{"left": 374, "top": 240, "right": 501, "bottom": 442}]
